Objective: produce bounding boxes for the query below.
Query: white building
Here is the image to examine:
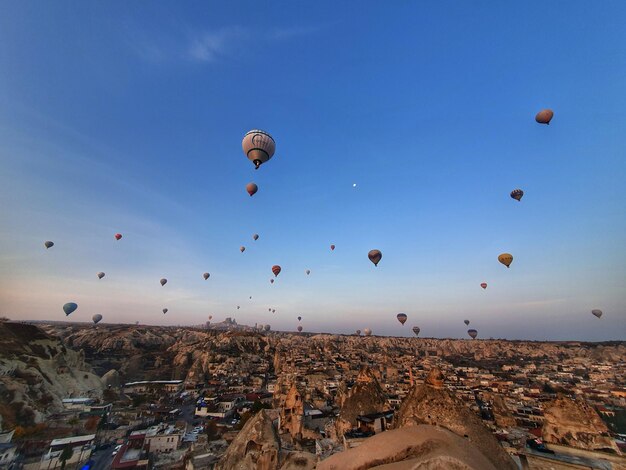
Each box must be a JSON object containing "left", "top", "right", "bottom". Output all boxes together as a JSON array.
[{"left": 39, "top": 434, "right": 95, "bottom": 469}]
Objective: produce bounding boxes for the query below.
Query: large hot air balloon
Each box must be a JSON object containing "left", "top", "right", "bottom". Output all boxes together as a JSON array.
[
  {"left": 368, "top": 249, "right": 382, "bottom": 266},
  {"left": 305, "top": 269, "right": 310, "bottom": 275},
  {"left": 92, "top": 314, "right": 102, "bottom": 324},
  {"left": 356, "top": 329, "right": 361, "bottom": 336},
  {"left": 63, "top": 302, "right": 78, "bottom": 316},
  {"left": 246, "top": 183, "right": 258, "bottom": 197},
  {"left": 535, "top": 109, "right": 554, "bottom": 125},
  {"left": 97, "top": 272, "right": 105, "bottom": 279},
  {"left": 498, "top": 253, "right": 513, "bottom": 268},
  {"left": 412, "top": 326, "right": 420, "bottom": 337},
  {"left": 242, "top": 130, "right": 275, "bottom": 170},
  {"left": 464, "top": 319, "right": 470, "bottom": 326},
  {"left": 510, "top": 189, "right": 524, "bottom": 201},
  {"left": 480, "top": 282, "right": 487, "bottom": 290},
  {"left": 264, "top": 324, "right": 271, "bottom": 332},
  {"left": 468, "top": 329, "right": 478, "bottom": 339},
  {"left": 330, "top": 244, "right": 335, "bottom": 251},
  {"left": 163, "top": 308, "right": 168, "bottom": 314},
  {"left": 272, "top": 265, "right": 281, "bottom": 277},
  {"left": 203, "top": 273, "right": 210, "bottom": 280},
  {"left": 115, "top": 233, "right": 122, "bottom": 240},
  {"left": 253, "top": 234, "right": 259, "bottom": 241},
  {"left": 397, "top": 313, "right": 408, "bottom": 325},
  {"left": 297, "top": 316, "right": 302, "bottom": 321},
  {"left": 160, "top": 278, "right": 167, "bottom": 286},
  {"left": 44, "top": 241, "right": 54, "bottom": 249},
  {"left": 297, "top": 326, "right": 303, "bottom": 332},
  {"left": 240, "top": 246, "right": 246, "bottom": 253},
  {"left": 591, "top": 309, "right": 603, "bottom": 318},
  {"left": 364, "top": 328, "right": 372, "bottom": 336}
]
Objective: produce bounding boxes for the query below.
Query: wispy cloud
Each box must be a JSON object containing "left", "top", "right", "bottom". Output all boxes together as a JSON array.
[{"left": 187, "top": 27, "right": 247, "bottom": 63}]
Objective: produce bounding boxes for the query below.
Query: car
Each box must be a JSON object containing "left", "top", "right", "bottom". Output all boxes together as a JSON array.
[{"left": 112, "top": 444, "right": 122, "bottom": 456}]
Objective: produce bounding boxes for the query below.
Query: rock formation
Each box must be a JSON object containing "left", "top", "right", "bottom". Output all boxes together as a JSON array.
[
  {"left": 542, "top": 396, "right": 621, "bottom": 454},
  {"left": 394, "top": 367, "right": 517, "bottom": 470},
  {"left": 317, "top": 424, "right": 499, "bottom": 470}
]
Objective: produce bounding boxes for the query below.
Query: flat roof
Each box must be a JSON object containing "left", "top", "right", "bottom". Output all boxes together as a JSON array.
[
  {"left": 50, "top": 434, "right": 96, "bottom": 447},
  {"left": 62, "top": 398, "right": 94, "bottom": 404},
  {"left": 124, "top": 380, "right": 184, "bottom": 386}
]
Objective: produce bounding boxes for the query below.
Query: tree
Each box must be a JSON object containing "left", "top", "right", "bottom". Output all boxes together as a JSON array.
[{"left": 59, "top": 445, "right": 74, "bottom": 470}]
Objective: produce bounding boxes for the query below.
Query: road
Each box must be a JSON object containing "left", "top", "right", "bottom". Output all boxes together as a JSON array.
[{"left": 89, "top": 448, "right": 115, "bottom": 470}]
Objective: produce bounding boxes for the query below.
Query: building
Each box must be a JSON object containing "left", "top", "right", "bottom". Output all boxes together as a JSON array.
[
  {"left": 123, "top": 380, "right": 184, "bottom": 395},
  {"left": 39, "top": 434, "right": 95, "bottom": 469},
  {"left": 61, "top": 398, "right": 95, "bottom": 412}
]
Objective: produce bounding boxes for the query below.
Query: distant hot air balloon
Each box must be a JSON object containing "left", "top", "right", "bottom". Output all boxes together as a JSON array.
[
  {"left": 208, "top": 315, "right": 212, "bottom": 320},
  {"left": 240, "top": 246, "right": 246, "bottom": 253},
  {"left": 44, "top": 241, "right": 54, "bottom": 249},
  {"left": 92, "top": 314, "right": 102, "bottom": 325},
  {"left": 97, "top": 272, "right": 105, "bottom": 279},
  {"left": 397, "top": 313, "right": 408, "bottom": 325},
  {"left": 498, "top": 253, "right": 513, "bottom": 268},
  {"left": 297, "top": 326, "right": 303, "bottom": 332},
  {"left": 535, "top": 109, "right": 554, "bottom": 125},
  {"left": 272, "top": 309, "right": 275, "bottom": 313},
  {"left": 63, "top": 302, "right": 78, "bottom": 316},
  {"left": 464, "top": 319, "right": 470, "bottom": 326},
  {"left": 368, "top": 249, "right": 382, "bottom": 266},
  {"left": 468, "top": 329, "right": 478, "bottom": 339},
  {"left": 480, "top": 282, "right": 487, "bottom": 290},
  {"left": 270, "top": 279, "right": 274, "bottom": 284},
  {"left": 364, "top": 328, "right": 372, "bottom": 336},
  {"left": 249, "top": 296, "right": 252, "bottom": 299},
  {"left": 163, "top": 308, "right": 168, "bottom": 314},
  {"left": 591, "top": 309, "right": 603, "bottom": 318},
  {"left": 264, "top": 324, "right": 271, "bottom": 332},
  {"left": 237, "top": 306, "right": 240, "bottom": 310},
  {"left": 510, "top": 189, "right": 524, "bottom": 201},
  {"left": 268, "top": 308, "right": 272, "bottom": 312},
  {"left": 356, "top": 329, "right": 361, "bottom": 336},
  {"left": 412, "top": 326, "right": 420, "bottom": 337},
  {"left": 253, "top": 234, "right": 259, "bottom": 241},
  {"left": 272, "top": 265, "right": 281, "bottom": 277},
  {"left": 305, "top": 269, "right": 311, "bottom": 275},
  {"left": 246, "top": 183, "right": 258, "bottom": 197},
  {"left": 203, "top": 273, "right": 210, "bottom": 280},
  {"left": 160, "top": 278, "right": 167, "bottom": 286},
  {"left": 330, "top": 244, "right": 335, "bottom": 251},
  {"left": 297, "top": 316, "right": 302, "bottom": 321},
  {"left": 115, "top": 233, "right": 122, "bottom": 240},
  {"left": 242, "top": 130, "right": 275, "bottom": 170}
]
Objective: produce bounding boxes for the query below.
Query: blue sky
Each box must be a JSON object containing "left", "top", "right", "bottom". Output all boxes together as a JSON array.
[{"left": 0, "top": 1, "right": 624, "bottom": 340}]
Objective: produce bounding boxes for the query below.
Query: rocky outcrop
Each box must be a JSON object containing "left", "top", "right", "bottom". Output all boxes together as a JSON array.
[
  {"left": 542, "top": 396, "right": 621, "bottom": 454},
  {"left": 317, "top": 424, "right": 499, "bottom": 470},
  {"left": 394, "top": 368, "right": 516, "bottom": 470},
  {"left": 101, "top": 369, "right": 120, "bottom": 388}
]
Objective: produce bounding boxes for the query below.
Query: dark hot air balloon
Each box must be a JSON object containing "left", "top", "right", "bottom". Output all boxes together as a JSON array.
[
  {"left": 305, "top": 269, "right": 310, "bottom": 275},
  {"left": 240, "top": 246, "right": 246, "bottom": 253},
  {"left": 356, "top": 329, "right": 361, "bottom": 336},
  {"left": 97, "top": 272, "right": 105, "bottom": 279},
  {"left": 163, "top": 308, "right": 168, "bottom": 314},
  {"left": 330, "top": 244, "right": 335, "bottom": 251},
  {"left": 237, "top": 306, "right": 240, "bottom": 310},
  {"left": 535, "top": 109, "right": 554, "bottom": 125},
  {"left": 468, "top": 329, "right": 478, "bottom": 339},
  {"left": 270, "top": 279, "right": 274, "bottom": 284},
  {"left": 268, "top": 308, "right": 272, "bottom": 312},
  {"left": 397, "top": 313, "right": 407, "bottom": 325},
  {"left": 272, "top": 309, "right": 275, "bottom": 313},
  {"left": 264, "top": 324, "right": 271, "bottom": 331},
  {"left": 92, "top": 314, "right": 102, "bottom": 324},
  {"left": 297, "top": 326, "right": 303, "bottom": 332},
  {"left": 272, "top": 265, "right": 281, "bottom": 277},
  {"left": 253, "top": 234, "right": 259, "bottom": 241},
  {"left": 498, "top": 253, "right": 513, "bottom": 268},
  {"left": 246, "top": 183, "right": 258, "bottom": 196},
  {"left": 297, "top": 316, "right": 302, "bottom": 321},
  {"left": 480, "top": 282, "right": 487, "bottom": 290},
  {"left": 242, "top": 130, "right": 275, "bottom": 169},
  {"left": 160, "top": 278, "right": 167, "bottom": 286},
  {"left": 115, "top": 233, "right": 122, "bottom": 240},
  {"left": 510, "top": 189, "right": 524, "bottom": 201},
  {"left": 63, "top": 302, "right": 78, "bottom": 316},
  {"left": 412, "top": 326, "right": 420, "bottom": 337},
  {"left": 203, "top": 273, "right": 210, "bottom": 280},
  {"left": 44, "top": 241, "right": 54, "bottom": 249},
  {"left": 368, "top": 249, "right": 382, "bottom": 266},
  {"left": 464, "top": 319, "right": 470, "bottom": 326},
  {"left": 591, "top": 309, "right": 603, "bottom": 318}
]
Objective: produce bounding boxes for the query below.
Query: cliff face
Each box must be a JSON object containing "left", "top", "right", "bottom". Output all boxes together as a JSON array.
[
  {"left": 394, "top": 368, "right": 517, "bottom": 470},
  {"left": 0, "top": 322, "right": 103, "bottom": 430},
  {"left": 542, "top": 396, "right": 621, "bottom": 454}
]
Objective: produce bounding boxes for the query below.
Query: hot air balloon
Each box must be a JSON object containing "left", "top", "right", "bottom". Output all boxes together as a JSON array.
[
  {"left": 203, "top": 273, "right": 210, "bottom": 280},
  {"left": 209, "top": 315, "right": 212, "bottom": 320},
  {"left": 591, "top": 309, "right": 603, "bottom": 318},
  {"left": 272, "top": 309, "right": 275, "bottom": 313},
  {"left": 305, "top": 269, "right": 310, "bottom": 275},
  {"left": 356, "top": 329, "right": 361, "bottom": 336},
  {"left": 242, "top": 130, "right": 275, "bottom": 170},
  {"left": 368, "top": 249, "right": 382, "bottom": 266},
  {"left": 246, "top": 183, "right": 258, "bottom": 197},
  {"left": 237, "top": 306, "right": 240, "bottom": 310},
  {"left": 464, "top": 319, "right": 470, "bottom": 326},
  {"left": 264, "top": 324, "right": 271, "bottom": 332},
  {"left": 364, "top": 328, "right": 372, "bottom": 336},
  {"left": 468, "top": 329, "right": 478, "bottom": 339},
  {"left": 44, "top": 241, "right": 54, "bottom": 249},
  {"left": 92, "top": 314, "right": 102, "bottom": 324},
  {"left": 498, "top": 253, "right": 513, "bottom": 268},
  {"left": 249, "top": 296, "right": 252, "bottom": 299},
  {"left": 480, "top": 282, "right": 487, "bottom": 290},
  {"left": 240, "top": 246, "right": 246, "bottom": 253},
  {"left": 115, "top": 233, "right": 122, "bottom": 240},
  {"left": 272, "top": 265, "right": 281, "bottom": 277},
  {"left": 163, "top": 308, "right": 168, "bottom": 314},
  {"left": 397, "top": 313, "right": 408, "bottom": 325},
  {"left": 97, "top": 272, "right": 105, "bottom": 279},
  {"left": 268, "top": 308, "right": 272, "bottom": 312},
  {"left": 330, "top": 244, "right": 335, "bottom": 251},
  {"left": 412, "top": 326, "right": 420, "bottom": 337},
  {"left": 270, "top": 279, "right": 274, "bottom": 284},
  {"left": 510, "top": 189, "right": 524, "bottom": 201},
  {"left": 297, "top": 316, "right": 302, "bottom": 321},
  {"left": 63, "top": 302, "right": 78, "bottom": 316},
  {"left": 535, "top": 109, "right": 554, "bottom": 125},
  {"left": 160, "top": 278, "right": 167, "bottom": 286},
  {"left": 253, "top": 234, "right": 259, "bottom": 241},
  {"left": 297, "top": 326, "right": 303, "bottom": 332}
]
